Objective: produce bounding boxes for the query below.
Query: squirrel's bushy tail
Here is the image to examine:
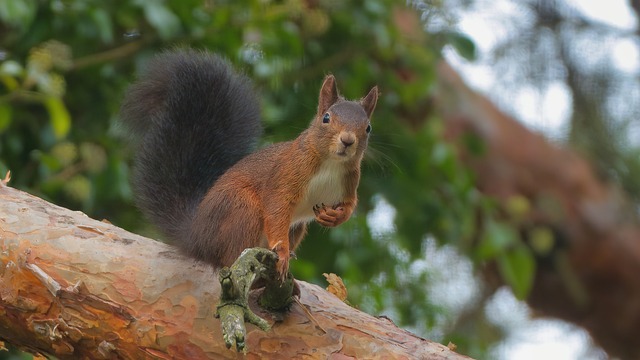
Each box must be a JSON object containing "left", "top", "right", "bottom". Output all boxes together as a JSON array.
[{"left": 120, "top": 49, "right": 262, "bottom": 241}]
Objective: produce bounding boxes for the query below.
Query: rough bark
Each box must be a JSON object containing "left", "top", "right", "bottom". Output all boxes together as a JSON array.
[
  {"left": 437, "top": 61, "right": 640, "bottom": 359},
  {"left": 0, "top": 185, "right": 468, "bottom": 360}
]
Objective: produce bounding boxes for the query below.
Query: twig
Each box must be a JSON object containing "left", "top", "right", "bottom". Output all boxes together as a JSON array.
[
  {"left": 293, "top": 296, "right": 326, "bottom": 334},
  {"left": 71, "top": 40, "right": 147, "bottom": 70}
]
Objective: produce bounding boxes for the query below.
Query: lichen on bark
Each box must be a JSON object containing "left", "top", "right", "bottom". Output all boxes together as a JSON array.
[{"left": 215, "top": 247, "right": 296, "bottom": 352}]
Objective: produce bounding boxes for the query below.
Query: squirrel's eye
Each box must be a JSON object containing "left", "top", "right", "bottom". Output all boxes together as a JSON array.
[
  {"left": 322, "top": 113, "right": 330, "bottom": 123},
  {"left": 365, "top": 124, "right": 372, "bottom": 133}
]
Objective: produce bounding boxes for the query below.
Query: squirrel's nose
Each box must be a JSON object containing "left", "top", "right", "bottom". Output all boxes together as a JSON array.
[{"left": 340, "top": 133, "right": 356, "bottom": 147}]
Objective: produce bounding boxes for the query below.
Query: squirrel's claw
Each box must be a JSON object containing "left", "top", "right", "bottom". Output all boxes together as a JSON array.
[
  {"left": 270, "top": 241, "right": 290, "bottom": 281},
  {"left": 275, "top": 254, "right": 290, "bottom": 281}
]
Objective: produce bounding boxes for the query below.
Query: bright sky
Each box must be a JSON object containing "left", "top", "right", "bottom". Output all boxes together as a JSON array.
[
  {"left": 448, "top": 0, "right": 639, "bottom": 140},
  {"left": 567, "top": 0, "right": 636, "bottom": 29},
  {"left": 446, "top": 0, "right": 637, "bottom": 359}
]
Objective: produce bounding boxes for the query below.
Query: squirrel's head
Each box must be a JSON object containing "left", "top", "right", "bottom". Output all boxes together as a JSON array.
[{"left": 311, "top": 74, "right": 378, "bottom": 162}]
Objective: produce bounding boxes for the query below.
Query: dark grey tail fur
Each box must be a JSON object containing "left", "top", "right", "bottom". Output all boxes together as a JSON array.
[{"left": 119, "top": 49, "right": 262, "bottom": 242}]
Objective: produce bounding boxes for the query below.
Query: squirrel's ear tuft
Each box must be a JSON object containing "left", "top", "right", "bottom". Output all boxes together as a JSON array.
[
  {"left": 317, "top": 75, "right": 339, "bottom": 116},
  {"left": 361, "top": 86, "right": 378, "bottom": 119}
]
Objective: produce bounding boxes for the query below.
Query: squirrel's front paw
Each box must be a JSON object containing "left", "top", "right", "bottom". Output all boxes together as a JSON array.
[{"left": 313, "top": 203, "right": 346, "bottom": 227}]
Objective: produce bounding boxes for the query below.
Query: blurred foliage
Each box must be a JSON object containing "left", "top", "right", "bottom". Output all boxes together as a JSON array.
[{"left": 0, "top": 0, "right": 557, "bottom": 359}]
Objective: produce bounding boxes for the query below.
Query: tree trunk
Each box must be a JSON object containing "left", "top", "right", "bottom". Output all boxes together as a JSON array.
[
  {"left": 0, "top": 185, "right": 468, "bottom": 360},
  {"left": 437, "top": 61, "right": 640, "bottom": 360}
]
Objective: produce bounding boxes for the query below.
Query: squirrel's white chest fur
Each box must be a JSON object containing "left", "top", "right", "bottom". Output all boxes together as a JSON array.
[{"left": 291, "top": 160, "right": 345, "bottom": 225}]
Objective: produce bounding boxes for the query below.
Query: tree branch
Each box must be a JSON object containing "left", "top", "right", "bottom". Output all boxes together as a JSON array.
[
  {"left": 0, "top": 185, "right": 469, "bottom": 359},
  {"left": 437, "top": 61, "right": 640, "bottom": 359}
]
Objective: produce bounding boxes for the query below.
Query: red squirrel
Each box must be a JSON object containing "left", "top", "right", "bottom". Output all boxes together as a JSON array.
[{"left": 120, "top": 49, "right": 378, "bottom": 278}]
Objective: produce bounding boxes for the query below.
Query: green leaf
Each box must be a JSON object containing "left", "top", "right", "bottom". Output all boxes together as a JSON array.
[
  {"left": 528, "top": 226, "right": 555, "bottom": 256},
  {"left": 64, "top": 175, "right": 92, "bottom": 203},
  {"left": 497, "top": 245, "right": 536, "bottom": 299},
  {"left": 476, "top": 220, "right": 518, "bottom": 260},
  {"left": 448, "top": 32, "right": 477, "bottom": 61},
  {"left": 462, "top": 132, "right": 485, "bottom": 156},
  {"left": 143, "top": 2, "right": 181, "bottom": 40},
  {"left": 0, "top": 0, "right": 37, "bottom": 29},
  {"left": 91, "top": 8, "right": 114, "bottom": 44},
  {"left": 44, "top": 97, "right": 71, "bottom": 139},
  {"left": 0, "top": 103, "right": 11, "bottom": 133}
]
